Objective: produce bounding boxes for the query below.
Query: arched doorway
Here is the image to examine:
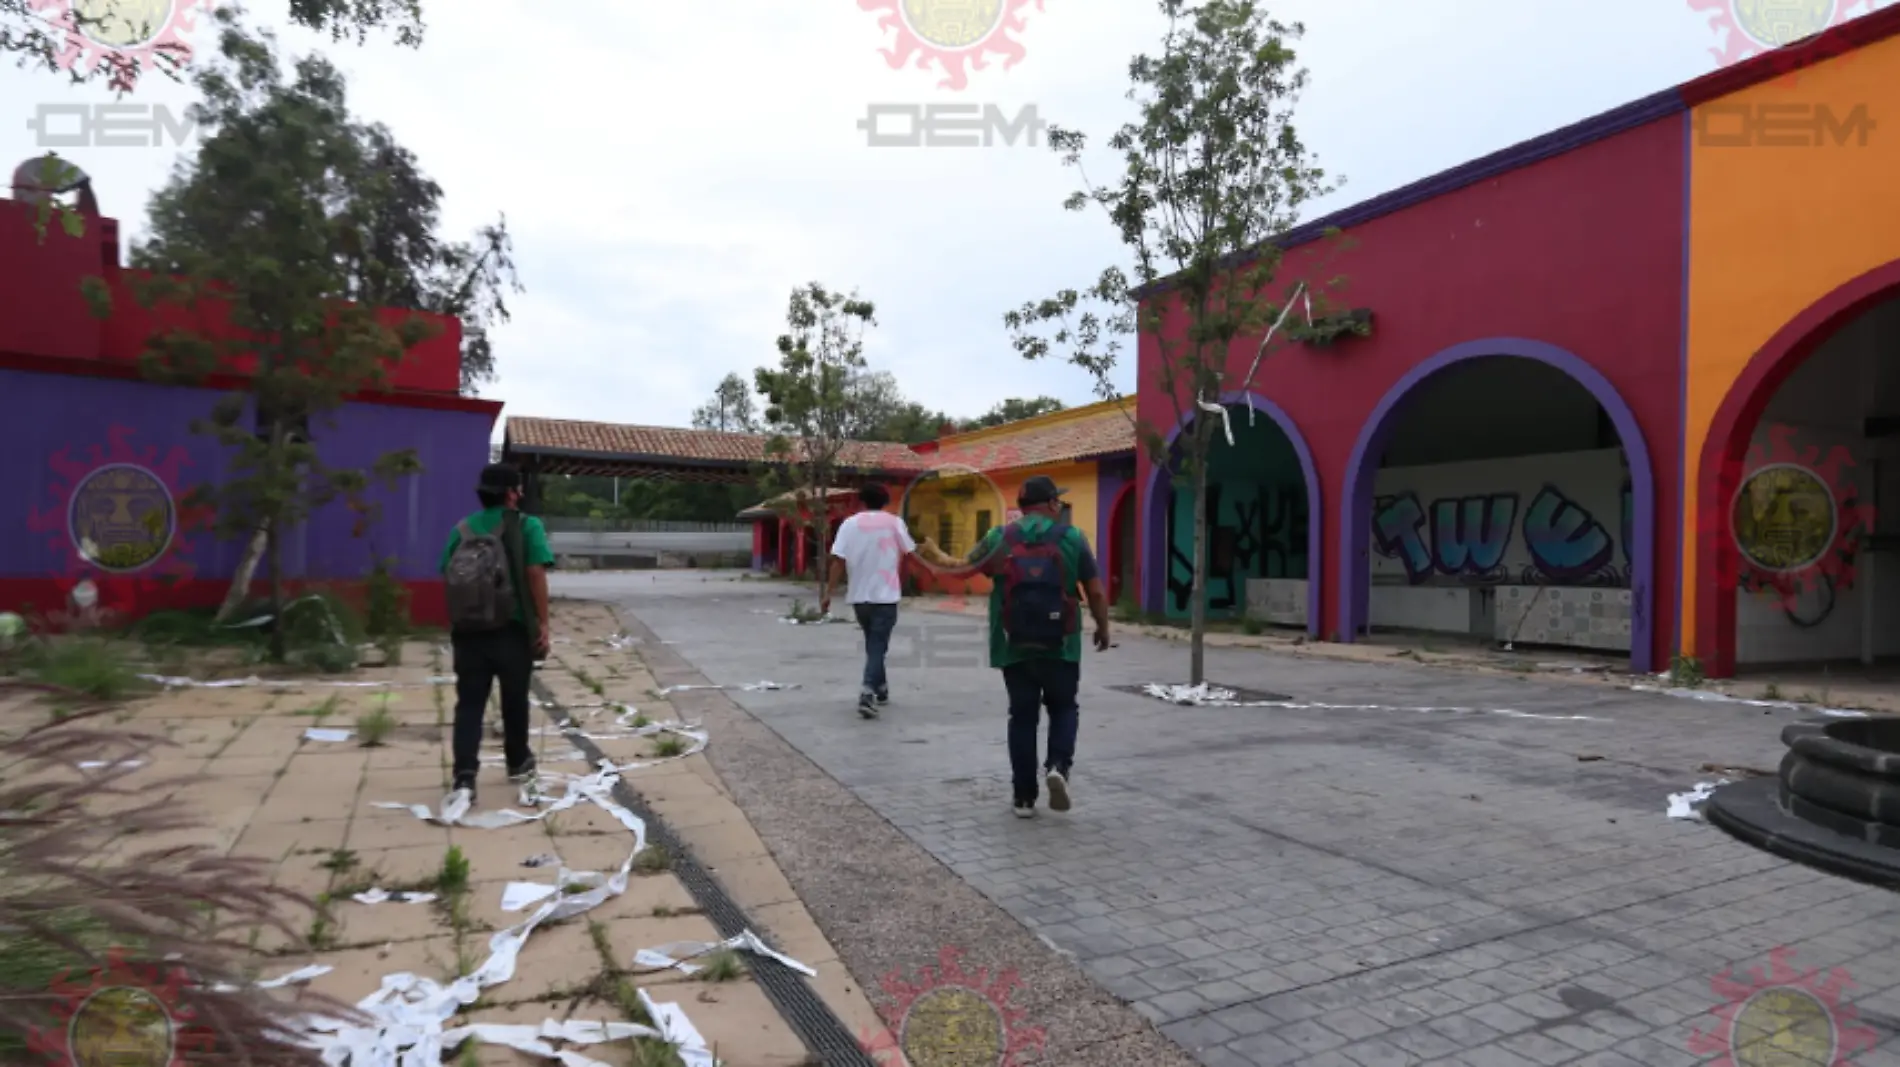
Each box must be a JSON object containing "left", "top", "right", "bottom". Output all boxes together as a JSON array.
[
  {"left": 1138, "top": 391, "right": 1322, "bottom": 637},
  {"left": 1338, "top": 339, "right": 1656, "bottom": 674},
  {"left": 1695, "top": 261, "right": 1900, "bottom": 679},
  {"left": 1104, "top": 482, "right": 1135, "bottom": 606}
]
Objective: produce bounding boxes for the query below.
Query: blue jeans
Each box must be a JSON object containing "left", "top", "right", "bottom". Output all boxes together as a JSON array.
[
  {"left": 853, "top": 602, "right": 898, "bottom": 695},
  {"left": 1002, "top": 657, "right": 1080, "bottom": 803}
]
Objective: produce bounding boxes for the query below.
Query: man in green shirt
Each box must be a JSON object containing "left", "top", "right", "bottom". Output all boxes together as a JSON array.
[
  {"left": 440, "top": 463, "right": 555, "bottom": 800},
  {"left": 965, "top": 475, "right": 1112, "bottom": 818}
]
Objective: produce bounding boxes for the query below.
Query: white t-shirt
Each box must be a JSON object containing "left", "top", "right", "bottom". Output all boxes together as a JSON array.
[{"left": 829, "top": 510, "right": 917, "bottom": 604}]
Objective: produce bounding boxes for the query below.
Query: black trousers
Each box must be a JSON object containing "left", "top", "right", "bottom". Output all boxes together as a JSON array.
[{"left": 450, "top": 622, "right": 534, "bottom": 780}]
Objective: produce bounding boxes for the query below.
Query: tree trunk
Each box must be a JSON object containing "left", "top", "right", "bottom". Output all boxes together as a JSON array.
[
  {"left": 266, "top": 505, "right": 286, "bottom": 663},
  {"left": 214, "top": 521, "right": 270, "bottom": 624},
  {"left": 814, "top": 472, "right": 831, "bottom": 610},
  {"left": 1188, "top": 422, "right": 1212, "bottom": 686}
]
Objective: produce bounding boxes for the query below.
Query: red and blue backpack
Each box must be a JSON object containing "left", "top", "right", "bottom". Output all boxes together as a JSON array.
[{"left": 988, "top": 519, "right": 1077, "bottom": 650}]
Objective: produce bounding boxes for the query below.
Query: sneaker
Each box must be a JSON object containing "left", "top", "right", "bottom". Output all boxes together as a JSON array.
[
  {"left": 858, "top": 691, "right": 880, "bottom": 719},
  {"left": 506, "top": 757, "right": 538, "bottom": 783},
  {"left": 1045, "top": 769, "right": 1072, "bottom": 812},
  {"left": 1013, "top": 799, "right": 1037, "bottom": 819},
  {"left": 875, "top": 688, "right": 890, "bottom": 705},
  {"left": 451, "top": 773, "right": 477, "bottom": 802}
]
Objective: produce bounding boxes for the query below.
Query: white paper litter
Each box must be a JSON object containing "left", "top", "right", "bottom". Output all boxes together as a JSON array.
[
  {"left": 501, "top": 882, "right": 559, "bottom": 912},
  {"left": 303, "top": 727, "right": 353, "bottom": 743},
  {"left": 1137, "top": 683, "right": 1602, "bottom": 721},
  {"left": 255, "top": 964, "right": 332, "bottom": 989},
  {"left": 631, "top": 928, "right": 817, "bottom": 977},
  {"left": 351, "top": 888, "right": 437, "bottom": 905},
  {"left": 76, "top": 759, "right": 144, "bottom": 771},
  {"left": 1667, "top": 779, "right": 1729, "bottom": 821},
  {"left": 1628, "top": 683, "right": 1869, "bottom": 718},
  {"left": 776, "top": 615, "right": 842, "bottom": 626},
  {"left": 657, "top": 681, "right": 797, "bottom": 695}
]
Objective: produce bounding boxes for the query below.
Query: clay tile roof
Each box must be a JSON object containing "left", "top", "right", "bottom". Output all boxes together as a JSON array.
[
  {"left": 929, "top": 401, "right": 1136, "bottom": 472},
  {"left": 505, "top": 417, "right": 929, "bottom": 471},
  {"left": 505, "top": 401, "right": 1135, "bottom": 479}
]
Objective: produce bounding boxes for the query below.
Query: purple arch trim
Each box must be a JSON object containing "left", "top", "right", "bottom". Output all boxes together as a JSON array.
[
  {"left": 1337, "top": 338, "right": 1655, "bottom": 674},
  {"left": 1138, "top": 390, "right": 1323, "bottom": 636}
]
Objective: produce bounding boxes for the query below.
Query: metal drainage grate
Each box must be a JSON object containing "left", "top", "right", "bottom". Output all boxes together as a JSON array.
[{"left": 531, "top": 678, "right": 878, "bottom": 1066}]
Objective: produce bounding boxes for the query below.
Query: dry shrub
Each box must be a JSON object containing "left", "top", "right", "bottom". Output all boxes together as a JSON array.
[{"left": 0, "top": 682, "right": 354, "bottom": 1063}]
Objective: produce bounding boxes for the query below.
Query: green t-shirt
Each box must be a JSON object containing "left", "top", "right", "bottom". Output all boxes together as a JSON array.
[
  {"left": 967, "top": 514, "right": 1101, "bottom": 668},
  {"left": 439, "top": 507, "right": 556, "bottom": 625}
]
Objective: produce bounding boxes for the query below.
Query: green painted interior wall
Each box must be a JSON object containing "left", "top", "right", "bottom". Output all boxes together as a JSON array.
[{"left": 1164, "top": 408, "right": 1306, "bottom": 619}]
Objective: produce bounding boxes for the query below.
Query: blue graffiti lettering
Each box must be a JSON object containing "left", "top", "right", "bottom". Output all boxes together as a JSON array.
[
  {"left": 1430, "top": 494, "right": 1517, "bottom": 578},
  {"left": 1371, "top": 492, "right": 1432, "bottom": 583},
  {"left": 1524, "top": 484, "right": 1614, "bottom": 581}
]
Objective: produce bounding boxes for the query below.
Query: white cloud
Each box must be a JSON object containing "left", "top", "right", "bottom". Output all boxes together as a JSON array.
[{"left": 5, "top": 0, "right": 1870, "bottom": 436}]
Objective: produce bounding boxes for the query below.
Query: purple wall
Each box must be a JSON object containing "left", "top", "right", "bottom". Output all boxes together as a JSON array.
[{"left": 4, "top": 367, "right": 492, "bottom": 587}]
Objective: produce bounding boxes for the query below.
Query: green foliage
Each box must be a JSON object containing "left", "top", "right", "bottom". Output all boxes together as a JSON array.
[
  {"left": 963, "top": 396, "right": 1066, "bottom": 430},
  {"left": 363, "top": 558, "right": 411, "bottom": 639},
  {"left": 355, "top": 706, "right": 396, "bottom": 746},
  {"left": 1668, "top": 653, "right": 1706, "bottom": 689},
  {"left": 697, "top": 949, "right": 745, "bottom": 982},
  {"left": 652, "top": 733, "right": 688, "bottom": 758},
  {"left": 22, "top": 639, "right": 148, "bottom": 701},
  {"left": 437, "top": 846, "right": 470, "bottom": 895},
  {"left": 691, "top": 372, "right": 761, "bottom": 433},
  {"left": 1004, "top": 0, "right": 1355, "bottom": 684}
]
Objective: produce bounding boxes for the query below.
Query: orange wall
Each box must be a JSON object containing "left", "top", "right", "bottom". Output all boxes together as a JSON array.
[{"left": 1681, "top": 32, "right": 1900, "bottom": 650}]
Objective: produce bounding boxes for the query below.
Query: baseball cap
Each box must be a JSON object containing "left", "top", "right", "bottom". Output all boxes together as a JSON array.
[{"left": 1018, "top": 475, "right": 1067, "bottom": 506}]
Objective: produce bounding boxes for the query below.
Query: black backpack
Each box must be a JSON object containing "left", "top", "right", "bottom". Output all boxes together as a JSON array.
[
  {"left": 445, "top": 514, "right": 518, "bottom": 632},
  {"left": 995, "top": 520, "right": 1077, "bottom": 650}
]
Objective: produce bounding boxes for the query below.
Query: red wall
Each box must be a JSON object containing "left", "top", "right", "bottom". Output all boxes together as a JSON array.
[
  {"left": 0, "top": 200, "right": 462, "bottom": 394},
  {"left": 1134, "top": 115, "right": 1687, "bottom": 667}
]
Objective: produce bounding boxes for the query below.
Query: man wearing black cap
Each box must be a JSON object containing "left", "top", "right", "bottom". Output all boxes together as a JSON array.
[
  {"left": 439, "top": 463, "right": 555, "bottom": 800},
  {"left": 965, "top": 474, "right": 1112, "bottom": 818}
]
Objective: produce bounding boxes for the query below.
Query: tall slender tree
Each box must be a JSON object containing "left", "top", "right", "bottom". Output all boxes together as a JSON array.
[
  {"left": 1006, "top": 0, "right": 1368, "bottom": 684},
  {"left": 96, "top": 11, "right": 462, "bottom": 654},
  {"left": 753, "top": 283, "right": 878, "bottom": 588}
]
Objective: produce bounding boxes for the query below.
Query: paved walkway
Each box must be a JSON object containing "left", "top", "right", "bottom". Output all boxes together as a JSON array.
[
  {"left": 20, "top": 610, "right": 882, "bottom": 1066},
  {"left": 561, "top": 570, "right": 1900, "bottom": 1067}
]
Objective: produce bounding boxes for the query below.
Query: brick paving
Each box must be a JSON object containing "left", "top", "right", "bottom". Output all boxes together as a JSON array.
[{"left": 571, "top": 571, "right": 1900, "bottom": 1067}]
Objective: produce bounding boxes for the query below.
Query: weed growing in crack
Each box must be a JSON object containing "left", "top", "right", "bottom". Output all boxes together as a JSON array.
[
  {"left": 355, "top": 706, "right": 396, "bottom": 747},
  {"left": 437, "top": 846, "right": 471, "bottom": 895},
  {"left": 696, "top": 949, "right": 745, "bottom": 982},
  {"left": 652, "top": 734, "right": 687, "bottom": 759},
  {"left": 319, "top": 848, "right": 358, "bottom": 872},
  {"left": 631, "top": 846, "right": 671, "bottom": 876}
]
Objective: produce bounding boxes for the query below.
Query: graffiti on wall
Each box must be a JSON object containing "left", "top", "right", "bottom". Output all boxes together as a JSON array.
[
  {"left": 1727, "top": 424, "right": 1874, "bottom": 626},
  {"left": 24, "top": 426, "right": 200, "bottom": 621},
  {"left": 1166, "top": 482, "right": 1307, "bottom": 612},
  {"left": 1371, "top": 480, "right": 1631, "bottom": 587}
]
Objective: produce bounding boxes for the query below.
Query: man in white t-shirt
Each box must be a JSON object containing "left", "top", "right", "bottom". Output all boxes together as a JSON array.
[{"left": 821, "top": 482, "right": 919, "bottom": 719}]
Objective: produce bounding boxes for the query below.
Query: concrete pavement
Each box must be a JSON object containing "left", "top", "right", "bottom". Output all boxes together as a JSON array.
[{"left": 560, "top": 570, "right": 1900, "bottom": 1067}]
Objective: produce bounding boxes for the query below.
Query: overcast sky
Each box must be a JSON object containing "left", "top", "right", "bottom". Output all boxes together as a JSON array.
[{"left": 5, "top": 0, "right": 1888, "bottom": 437}]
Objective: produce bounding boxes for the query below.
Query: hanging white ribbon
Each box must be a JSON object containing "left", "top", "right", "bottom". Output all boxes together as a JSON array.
[{"left": 1239, "top": 281, "right": 1309, "bottom": 426}]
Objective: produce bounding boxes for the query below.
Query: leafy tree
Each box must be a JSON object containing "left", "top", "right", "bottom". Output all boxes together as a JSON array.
[
  {"left": 753, "top": 282, "right": 877, "bottom": 595},
  {"left": 963, "top": 396, "right": 1066, "bottom": 431},
  {"left": 136, "top": 102, "right": 519, "bottom": 394},
  {"left": 691, "top": 372, "right": 761, "bottom": 433},
  {"left": 4, "top": 0, "right": 424, "bottom": 90},
  {"left": 95, "top": 12, "right": 444, "bottom": 658},
  {"left": 1005, "top": 0, "right": 1362, "bottom": 684}
]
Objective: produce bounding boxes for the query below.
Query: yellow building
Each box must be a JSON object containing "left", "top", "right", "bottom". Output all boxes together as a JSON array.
[{"left": 898, "top": 399, "right": 1137, "bottom": 598}]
